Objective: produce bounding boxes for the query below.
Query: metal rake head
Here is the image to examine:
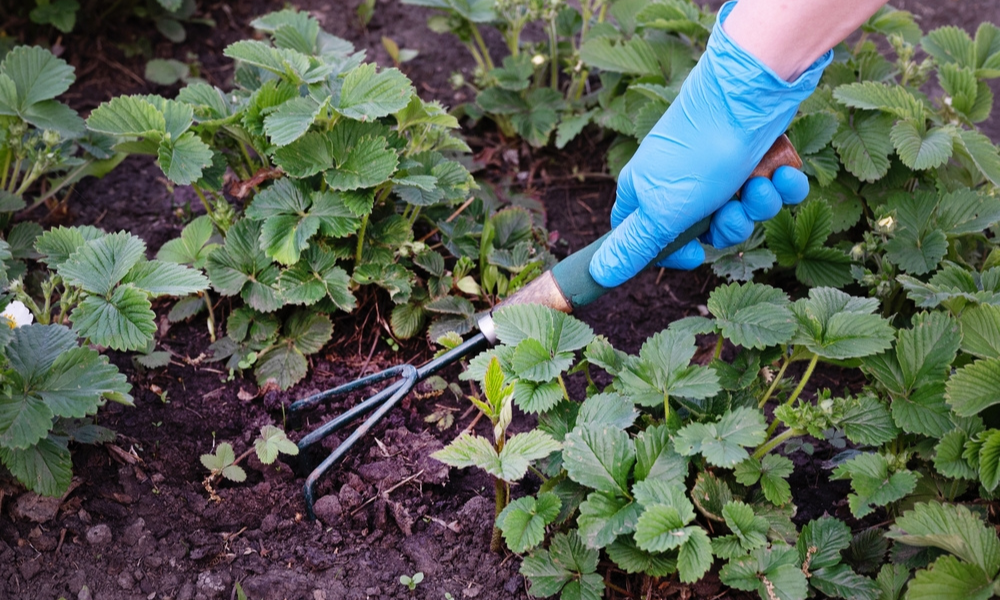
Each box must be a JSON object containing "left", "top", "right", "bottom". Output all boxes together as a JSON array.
[{"left": 289, "top": 334, "right": 489, "bottom": 519}]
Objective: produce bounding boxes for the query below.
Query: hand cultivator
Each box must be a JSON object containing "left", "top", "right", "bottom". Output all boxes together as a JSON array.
[{"left": 291, "top": 136, "right": 802, "bottom": 519}]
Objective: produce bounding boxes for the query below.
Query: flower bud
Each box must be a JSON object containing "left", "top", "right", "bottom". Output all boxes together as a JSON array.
[
  {"left": 42, "top": 129, "right": 61, "bottom": 146},
  {"left": 875, "top": 215, "right": 895, "bottom": 234},
  {"left": 850, "top": 243, "right": 865, "bottom": 261},
  {"left": 531, "top": 54, "right": 546, "bottom": 66}
]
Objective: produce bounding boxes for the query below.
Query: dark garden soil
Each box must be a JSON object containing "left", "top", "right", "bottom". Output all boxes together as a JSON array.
[{"left": 2, "top": 2, "right": 1000, "bottom": 600}]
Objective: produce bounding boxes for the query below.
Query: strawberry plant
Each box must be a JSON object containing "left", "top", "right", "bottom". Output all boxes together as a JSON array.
[
  {"left": 402, "top": 0, "right": 711, "bottom": 150},
  {"left": 4, "top": 226, "right": 208, "bottom": 352},
  {"left": 0, "top": 317, "right": 132, "bottom": 496},
  {"left": 437, "top": 288, "right": 906, "bottom": 600},
  {"left": 85, "top": 9, "right": 552, "bottom": 390},
  {"left": 200, "top": 424, "right": 298, "bottom": 499},
  {"left": 0, "top": 46, "right": 124, "bottom": 221}
]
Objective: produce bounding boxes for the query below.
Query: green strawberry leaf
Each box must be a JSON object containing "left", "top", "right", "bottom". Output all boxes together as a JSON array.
[
  {"left": 673, "top": 407, "right": 767, "bottom": 467},
  {"left": 722, "top": 501, "right": 769, "bottom": 551},
  {"left": 946, "top": 357, "right": 1000, "bottom": 417},
  {"left": 831, "top": 111, "right": 895, "bottom": 182},
  {"left": 905, "top": 555, "right": 994, "bottom": 600},
  {"left": 606, "top": 537, "right": 676, "bottom": 576},
  {"left": 156, "top": 215, "right": 219, "bottom": 268},
  {"left": 86, "top": 95, "right": 167, "bottom": 137},
  {"left": 0, "top": 437, "right": 72, "bottom": 497},
  {"left": 253, "top": 425, "right": 298, "bottom": 464},
  {"left": 496, "top": 492, "right": 561, "bottom": 553},
  {"left": 617, "top": 329, "right": 720, "bottom": 407},
  {"left": 58, "top": 231, "right": 146, "bottom": 296},
  {"left": 1, "top": 45, "right": 75, "bottom": 109},
  {"left": 633, "top": 424, "right": 688, "bottom": 485},
  {"left": 576, "top": 491, "right": 640, "bottom": 549},
  {"left": 120, "top": 260, "right": 209, "bottom": 297},
  {"left": 790, "top": 288, "right": 894, "bottom": 360},
  {"left": 70, "top": 285, "right": 157, "bottom": 351},
  {"left": 520, "top": 532, "right": 603, "bottom": 599},
  {"left": 335, "top": 64, "right": 413, "bottom": 121},
  {"left": 831, "top": 453, "right": 919, "bottom": 518},
  {"left": 563, "top": 425, "right": 634, "bottom": 495},
  {"left": 707, "top": 282, "right": 795, "bottom": 349},
  {"left": 888, "top": 501, "right": 1000, "bottom": 578}
]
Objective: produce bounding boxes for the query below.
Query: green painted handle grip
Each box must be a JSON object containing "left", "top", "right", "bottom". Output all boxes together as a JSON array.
[{"left": 550, "top": 215, "right": 713, "bottom": 309}]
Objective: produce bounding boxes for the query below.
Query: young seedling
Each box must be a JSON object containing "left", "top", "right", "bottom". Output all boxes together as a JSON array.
[
  {"left": 433, "top": 354, "right": 560, "bottom": 552},
  {"left": 201, "top": 425, "right": 298, "bottom": 500},
  {"left": 399, "top": 572, "right": 423, "bottom": 592}
]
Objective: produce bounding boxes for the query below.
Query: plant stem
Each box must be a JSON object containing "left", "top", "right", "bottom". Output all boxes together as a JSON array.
[
  {"left": 7, "top": 158, "right": 22, "bottom": 193},
  {"left": 238, "top": 143, "right": 256, "bottom": 174},
  {"left": 663, "top": 392, "right": 670, "bottom": 422},
  {"left": 25, "top": 160, "right": 91, "bottom": 212},
  {"left": 752, "top": 427, "right": 803, "bottom": 459},
  {"left": 192, "top": 184, "right": 214, "bottom": 217},
  {"left": 490, "top": 476, "right": 506, "bottom": 553},
  {"left": 470, "top": 25, "right": 495, "bottom": 71},
  {"left": 764, "top": 353, "right": 819, "bottom": 438},
  {"left": 758, "top": 354, "right": 791, "bottom": 408},
  {"left": 557, "top": 374, "right": 570, "bottom": 402},
  {"left": 713, "top": 335, "right": 724, "bottom": 360},
  {"left": 355, "top": 213, "right": 370, "bottom": 265},
  {"left": 203, "top": 293, "right": 217, "bottom": 343},
  {"left": 0, "top": 150, "right": 11, "bottom": 191},
  {"left": 548, "top": 20, "right": 559, "bottom": 91},
  {"left": 785, "top": 354, "right": 819, "bottom": 408}
]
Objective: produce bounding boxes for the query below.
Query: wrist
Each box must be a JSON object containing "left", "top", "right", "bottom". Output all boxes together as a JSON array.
[{"left": 694, "top": 1, "right": 831, "bottom": 133}]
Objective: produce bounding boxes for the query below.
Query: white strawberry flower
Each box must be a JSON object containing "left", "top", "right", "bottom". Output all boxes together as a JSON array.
[{"left": 1, "top": 301, "right": 33, "bottom": 329}]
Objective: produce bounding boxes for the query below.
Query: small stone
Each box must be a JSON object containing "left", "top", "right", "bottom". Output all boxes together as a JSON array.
[
  {"left": 77, "top": 586, "right": 93, "bottom": 600},
  {"left": 338, "top": 484, "right": 362, "bottom": 510},
  {"left": 117, "top": 570, "right": 135, "bottom": 590},
  {"left": 11, "top": 492, "right": 62, "bottom": 523},
  {"left": 196, "top": 571, "right": 227, "bottom": 599},
  {"left": 313, "top": 495, "right": 342, "bottom": 525},
  {"left": 177, "top": 581, "right": 196, "bottom": 600},
  {"left": 86, "top": 524, "right": 112, "bottom": 546},
  {"left": 123, "top": 518, "right": 147, "bottom": 546},
  {"left": 68, "top": 569, "right": 87, "bottom": 594},
  {"left": 19, "top": 559, "right": 40, "bottom": 580},
  {"left": 260, "top": 513, "right": 279, "bottom": 533},
  {"left": 462, "top": 584, "right": 482, "bottom": 598},
  {"left": 504, "top": 575, "right": 524, "bottom": 594},
  {"left": 364, "top": 587, "right": 380, "bottom": 596}
]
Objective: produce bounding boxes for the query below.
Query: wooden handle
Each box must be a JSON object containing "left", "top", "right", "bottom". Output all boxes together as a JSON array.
[{"left": 497, "top": 134, "right": 803, "bottom": 314}]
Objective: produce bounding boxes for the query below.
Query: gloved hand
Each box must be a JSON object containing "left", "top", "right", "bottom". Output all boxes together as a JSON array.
[{"left": 589, "top": 0, "right": 832, "bottom": 288}]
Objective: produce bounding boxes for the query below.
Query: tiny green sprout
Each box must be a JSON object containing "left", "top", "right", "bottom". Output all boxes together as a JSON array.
[
  {"left": 384, "top": 336, "right": 400, "bottom": 352},
  {"left": 445, "top": 593, "right": 455, "bottom": 600},
  {"left": 399, "top": 572, "right": 424, "bottom": 591},
  {"left": 201, "top": 425, "right": 299, "bottom": 497}
]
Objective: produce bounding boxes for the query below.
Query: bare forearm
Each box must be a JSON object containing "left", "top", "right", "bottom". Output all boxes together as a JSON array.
[{"left": 723, "top": 0, "right": 889, "bottom": 80}]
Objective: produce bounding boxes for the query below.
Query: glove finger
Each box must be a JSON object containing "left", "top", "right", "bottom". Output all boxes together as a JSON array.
[
  {"left": 772, "top": 165, "right": 810, "bottom": 205},
  {"left": 704, "top": 200, "right": 755, "bottom": 248},
  {"left": 609, "top": 163, "right": 640, "bottom": 228},
  {"left": 654, "top": 239, "right": 705, "bottom": 270},
  {"left": 740, "top": 176, "right": 783, "bottom": 222},
  {"left": 590, "top": 209, "right": 670, "bottom": 288}
]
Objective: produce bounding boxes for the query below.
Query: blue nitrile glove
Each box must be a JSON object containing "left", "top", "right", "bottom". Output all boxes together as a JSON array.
[{"left": 589, "top": 1, "right": 832, "bottom": 288}]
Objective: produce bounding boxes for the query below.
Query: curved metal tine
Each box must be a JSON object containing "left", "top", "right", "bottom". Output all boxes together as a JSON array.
[
  {"left": 289, "top": 366, "right": 412, "bottom": 414},
  {"left": 296, "top": 375, "right": 406, "bottom": 450},
  {"left": 303, "top": 364, "right": 419, "bottom": 520}
]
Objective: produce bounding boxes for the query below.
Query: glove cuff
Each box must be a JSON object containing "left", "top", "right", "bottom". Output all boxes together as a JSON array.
[{"left": 707, "top": 1, "right": 833, "bottom": 131}]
